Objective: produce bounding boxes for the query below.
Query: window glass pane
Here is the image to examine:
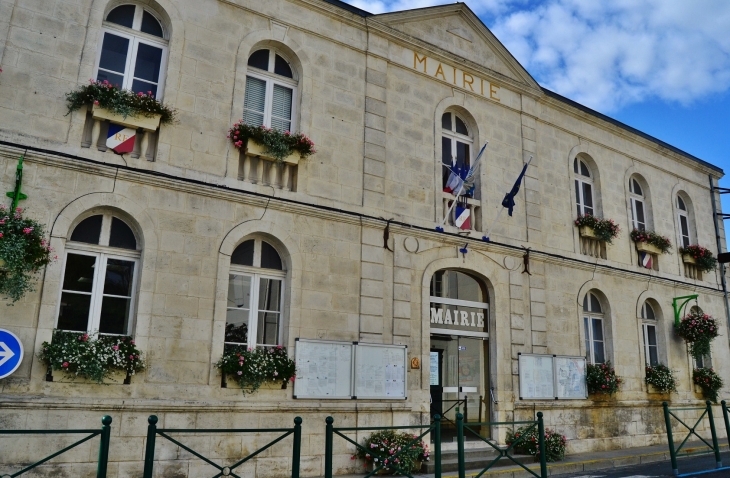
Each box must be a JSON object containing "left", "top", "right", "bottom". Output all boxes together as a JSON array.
[
  {"left": 583, "top": 183, "right": 593, "bottom": 209},
  {"left": 442, "top": 137, "right": 452, "bottom": 188},
  {"left": 455, "top": 116, "right": 468, "bottom": 135},
  {"left": 456, "top": 141, "right": 469, "bottom": 170},
  {"left": 103, "top": 259, "right": 135, "bottom": 297},
  {"left": 133, "top": 43, "right": 162, "bottom": 83},
  {"left": 631, "top": 178, "right": 643, "bottom": 196},
  {"left": 271, "top": 84, "right": 292, "bottom": 132},
  {"left": 99, "top": 297, "right": 130, "bottom": 334},
  {"left": 582, "top": 295, "right": 588, "bottom": 311},
  {"left": 98, "top": 33, "right": 130, "bottom": 75},
  {"left": 231, "top": 240, "right": 254, "bottom": 266},
  {"left": 257, "top": 311, "right": 280, "bottom": 345},
  {"left": 437, "top": 270, "right": 485, "bottom": 302},
  {"left": 258, "top": 278, "right": 282, "bottom": 312},
  {"left": 680, "top": 216, "right": 690, "bottom": 247},
  {"left": 261, "top": 241, "right": 283, "bottom": 270},
  {"left": 648, "top": 345, "right": 658, "bottom": 366},
  {"left": 573, "top": 158, "right": 579, "bottom": 174},
  {"left": 106, "top": 5, "right": 135, "bottom": 28},
  {"left": 109, "top": 217, "right": 137, "bottom": 250},
  {"left": 590, "top": 293, "right": 602, "bottom": 313},
  {"left": 97, "top": 70, "right": 125, "bottom": 88},
  {"left": 644, "top": 303, "right": 655, "bottom": 320},
  {"left": 677, "top": 196, "right": 686, "bottom": 210},
  {"left": 247, "top": 49, "right": 269, "bottom": 70},
  {"left": 274, "top": 54, "right": 293, "bottom": 78},
  {"left": 580, "top": 161, "right": 590, "bottom": 177},
  {"left": 227, "top": 274, "right": 252, "bottom": 309},
  {"left": 140, "top": 11, "right": 163, "bottom": 37},
  {"left": 62, "top": 254, "right": 97, "bottom": 293},
  {"left": 696, "top": 355, "right": 704, "bottom": 369},
  {"left": 592, "top": 318, "right": 603, "bottom": 341},
  {"left": 441, "top": 113, "right": 452, "bottom": 131},
  {"left": 57, "top": 293, "right": 92, "bottom": 331},
  {"left": 131, "top": 79, "right": 157, "bottom": 97},
  {"left": 225, "top": 309, "right": 249, "bottom": 343},
  {"left": 593, "top": 340, "right": 605, "bottom": 364},
  {"left": 584, "top": 316, "right": 590, "bottom": 357},
  {"left": 243, "top": 76, "right": 266, "bottom": 127},
  {"left": 646, "top": 325, "right": 657, "bottom": 346},
  {"left": 70, "top": 215, "right": 103, "bottom": 245},
  {"left": 575, "top": 180, "right": 582, "bottom": 216},
  {"left": 635, "top": 200, "right": 645, "bottom": 229}
]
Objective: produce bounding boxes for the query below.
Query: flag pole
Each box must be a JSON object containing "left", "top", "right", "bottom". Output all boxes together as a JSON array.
[
  {"left": 483, "top": 155, "right": 532, "bottom": 241},
  {"left": 436, "top": 142, "right": 488, "bottom": 232}
]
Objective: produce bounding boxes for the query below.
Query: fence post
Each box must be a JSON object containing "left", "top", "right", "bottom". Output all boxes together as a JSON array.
[
  {"left": 142, "top": 415, "right": 158, "bottom": 478},
  {"left": 663, "top": 402, "right": 678, "bottom": 475},
  {"left": 537, "top": 412, "right": 547, "bottom": 478},
  {"left": 325, "top": 416, "right": 334, "bottom": 478},
  {"left": 433, "top": 414, "right": 441, "bottom": 478},
  {"left": 456, "top": 412, "right": 465, "bottom": 478},
  {"left": 292, "top": 417, "right": 302, "bottom": 478},
  {"left": 706, "top": 401, "right": 722, "bottom": 468},
  {"left": 722, "top": 401, "right": 730, "bottom": 450},
  {"left": 96, "top": 415, "right": 112, "bottom": 478}
]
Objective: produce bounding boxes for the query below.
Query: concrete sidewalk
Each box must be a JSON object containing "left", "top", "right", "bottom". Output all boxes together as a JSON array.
[{"left": 327, "top": 441, "right": 729, "bottom": 478}]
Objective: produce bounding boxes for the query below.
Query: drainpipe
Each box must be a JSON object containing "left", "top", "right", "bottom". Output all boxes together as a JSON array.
[{"left": 708, "top": 174, "right": 730, "bottom": 336}]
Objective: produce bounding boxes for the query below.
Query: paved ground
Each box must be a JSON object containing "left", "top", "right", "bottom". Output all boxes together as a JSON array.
[{"left": 550, "top": 451, "right": 730, "bottom": 478}]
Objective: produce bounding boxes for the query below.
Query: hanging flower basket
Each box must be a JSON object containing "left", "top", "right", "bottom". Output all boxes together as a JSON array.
[
  {"left": 215, "top": 345, "right": 295, "bottom": 394},
  {"left": 675, "top": 311, "right": 719, "bottom": 361},
  {"left": 0, "top": 206, "right": 56, "bottom": 302},
  {"left": 645, "top": 364, "right": 677, "bottom": 393},
  {"left": 630, "top": 229, "right": 671, "bottom": 254},
  {"left": 227, "top": 123, "right": 315, "bottom": 164},
  {"left": 693, "top": 368, "right": 723, "bottom": 403},
  {"left": 575, "top": 215, "right": 620, "bottom": 243},
  {"left": 678, "top": 245, "right": 717, "bottom": 273}
]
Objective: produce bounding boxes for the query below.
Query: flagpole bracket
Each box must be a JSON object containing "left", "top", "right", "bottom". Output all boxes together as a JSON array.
[{"left": 435, "top": 226, "right": 444, "bottom": 232}]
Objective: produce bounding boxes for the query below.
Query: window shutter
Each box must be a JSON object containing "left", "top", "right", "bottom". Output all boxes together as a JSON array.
[
  {"left": 270, "top": 84, "right": 292, "bottom": 132},
  {"left": 243, "top": 76, "right": 266, "bottom": 127}
]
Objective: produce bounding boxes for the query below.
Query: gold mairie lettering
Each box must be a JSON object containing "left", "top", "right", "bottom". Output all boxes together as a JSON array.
[
  {"left": 463, "top": 72, "right": 474, "bottom": 91},
  {"left": 414, "top": 52, "right": 427, "bottom": 72},
  {"left": 490, "top": 83, "right": 501, "bottom": 102},
  {"left": 434, "top": 63, "right": 446, "bottom": 80}
]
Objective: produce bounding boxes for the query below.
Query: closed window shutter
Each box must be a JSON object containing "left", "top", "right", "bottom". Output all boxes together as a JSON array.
[
  {"left": 244, "top": 76, "right": 266, "bottom": 127},
  {"left": 270, "top": 84, "right": 292, "bottom": 132}
]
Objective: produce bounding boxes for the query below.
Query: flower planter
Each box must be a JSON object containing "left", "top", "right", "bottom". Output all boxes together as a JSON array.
[
  {"left": 92, "top": 105, "right": 161, "bottom": 132},
  {"left": 245, "top": 139, "right": 301, "bottom": 165},
  {"left": 647, "top": 384, "right": 670, "bottom": 395},
  {"left": 636, "top": 242, "right": 661, "bottom": 255},
  {"left": 579, "top": 226, "right": 597, "bottom": 239},
  {"left": 683, "top": 254, "right": 696, "bottom": 265},
  {"left": 257, "top": 380, "right": 287, "bottom": 390}
]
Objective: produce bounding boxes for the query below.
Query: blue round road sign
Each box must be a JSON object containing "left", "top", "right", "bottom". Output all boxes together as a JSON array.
[{"left": 0, "top": 329, "right": 23, "bottom": 379}]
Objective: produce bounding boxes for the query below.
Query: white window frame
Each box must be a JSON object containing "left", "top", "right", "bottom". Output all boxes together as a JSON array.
[
  {"left": 226, "top": 239, "right": 286, "bottom": 349},
  {"left": 574, "top": 160, "right": 594, "bottom": 216},
  {"left": 244, "top": 50, "right": 298, "bottom": 132},
  {"left": 583, "top": 293, "right": 605, "bottom": 364},
  {"left": 677, "top": 197, "right": 691, "bottom": 248},
  {"left": 640, "top": 302, "right": 659, "bottom": 367},
  {"left": 94, "top": 5, "right": 169, "bottom": 99},
  {"left": 629, "top": 178, "right": 646, "bottom": 231}
]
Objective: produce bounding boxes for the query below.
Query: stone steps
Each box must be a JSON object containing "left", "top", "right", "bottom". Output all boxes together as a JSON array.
[{"left": 422, "top": 448, "right": 534, "bottom": 473}]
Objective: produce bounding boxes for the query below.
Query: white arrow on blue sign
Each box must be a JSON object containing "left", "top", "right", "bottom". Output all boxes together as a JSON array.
[{"left": 0, "top": 329, "right": 23, "bottom": 379}]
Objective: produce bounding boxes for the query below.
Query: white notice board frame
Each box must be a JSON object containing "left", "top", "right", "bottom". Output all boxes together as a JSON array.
[
  {"left": 354, "top": 343, "right": 408, "bottom": 400},
  {"left": 553, "top": 355, "right": 588, "bottom": 400},
  {"left": 293, "top": 338, "right": 355, "bottom": 399},
  {"left": 518, "top": 353, "right": 555, "bottom": 400}
]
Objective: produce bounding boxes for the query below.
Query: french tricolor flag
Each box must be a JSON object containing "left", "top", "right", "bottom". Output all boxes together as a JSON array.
[
  {"left": 454, "top": 203, "right": 471, "bottom": 230},
  {"left": 640, "top": 252, "right": 652, "bottom": 269},
  {"left": 106, "top": 124, "right": 136, "bottom": 154}
]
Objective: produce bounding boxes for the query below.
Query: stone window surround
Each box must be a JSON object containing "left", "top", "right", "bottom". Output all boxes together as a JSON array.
[
  {"left": 675, "top": 191, "right": 696, "bottom": 249},
  {"left": 629, "top": 175, "right": 649, "bottom": 232},
  {"left": 244, "top": 48, "right": 299, "bottom": 132},
  {"left": 573, "top": 157, "right": 594, "bottom": 217},
  {"left": 580, "top": 289, "right": 613, "bottom": 365},
  {"left": 568, "top": 149, "right": 603, "bottom": 221},
  {"left": 640, "top": 301, "right": 658, "bottom": 367}
]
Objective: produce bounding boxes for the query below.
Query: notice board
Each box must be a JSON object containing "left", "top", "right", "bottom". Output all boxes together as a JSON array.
[
  {"left": 554, "top": 356, "right": 587, "bottom": 399},
  {"left": 354, "top": 343, "right": 407, "bottom": 399},
  {"left": 518, "top": 353, "right": 555, "bottom": 400}
]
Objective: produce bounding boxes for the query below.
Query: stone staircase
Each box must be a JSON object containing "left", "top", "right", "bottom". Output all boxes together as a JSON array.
[{"left": 422, "top": 442, "right": 533, "bottom": 473}]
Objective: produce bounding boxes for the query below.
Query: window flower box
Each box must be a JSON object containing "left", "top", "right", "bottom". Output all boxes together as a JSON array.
[
  {"left": 630, "top": 230, "right": 672, "bottom": 254},
  {"left": 678, "top": 245, "right": 717, "bottom": 273},
  {"left": 579, "top": 226, "right": 596, "bottom": 239},
  {"left": 245, "top": 139, "right": 300, "bottom": 165},
  {"left": 574, "top": 215, "right": 620, "bottom": 243},
  {"left": 636, "top": 241, "right": 661, "bottom": 255},
  {"left": 682, "top": 254, "right": 696, "bottom": 265},
  {"left": 228, "top": 123, "right": 315, "bottom": 164},
  {"left": 92, "top": 104, "right": 161, "bottom": 132}
]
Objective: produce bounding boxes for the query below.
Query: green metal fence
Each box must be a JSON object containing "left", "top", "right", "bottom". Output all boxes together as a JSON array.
[
  {"left": 458, "top": 412, "right": 548, "bottom": 478},
  {"left": 662, "top": 401, "right": 726, "bottom": 476},
  {"left": 0, "top": 415, "right": 112, "bottom": 478},
  {"left": 324, "top": 414, "right": 442, "bottom": 478},
  {"left": 141, "top": 415, "right": 302, "bottom": 478}
]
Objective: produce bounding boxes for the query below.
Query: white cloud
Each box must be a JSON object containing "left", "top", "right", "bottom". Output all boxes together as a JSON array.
[{"left": 344, "top": 0, "right": 730, "bottom": 112}]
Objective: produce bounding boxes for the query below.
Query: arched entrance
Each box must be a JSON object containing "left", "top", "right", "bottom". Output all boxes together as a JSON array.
[{"left": 429, "top": 269, "right": 489, "bottom": 440}]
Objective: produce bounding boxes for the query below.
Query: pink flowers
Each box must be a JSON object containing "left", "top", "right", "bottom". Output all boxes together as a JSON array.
[
  {"left": 22, "top": 227, "right": 33, "bottom": 234},
  {"left": 93, "top": 100, "right": 100, "bottom": 105},
  {"left": 112, "top": 345, "right": 119, "bottom": 351},
  {"left": 62, "top": 362, "right": 69, "bottom": 368}
]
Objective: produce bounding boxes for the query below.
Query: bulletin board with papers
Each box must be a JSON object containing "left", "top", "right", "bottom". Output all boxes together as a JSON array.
[
  {"left": 293, "top": 339, "right": 354, "bottom": 399},
  {"left": 518, "top": 353, "right": 555, "bottom": 400},
  {"left": 554, "top": 356, "right": 587, "bottom": 399},
  {"left": 354, "top": 343, "right": 407, "bottom": 399}
]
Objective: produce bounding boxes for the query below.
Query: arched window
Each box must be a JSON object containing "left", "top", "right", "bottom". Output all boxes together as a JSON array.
[
  {"left": 429, "top": 270, "right": 488, "bottom": 334},
  {"left": 441, "top": 111, "right": 473, "bottom": 197},
  {"left": 629, "top": 177, "right": 646, "bottom": 231},
  {"left": 573, "top": 158, "right": 594, "bottom": 216},
  {"left": 95, "top": 3, "right": 168, "bottom": 97},
  {"left": 57, "top": 213, "right": 140, "bottom": 335},
  {"left": 583, "top": 291, "right": 605, "bottom": 364},
  {"left": 226, "top": 238, "right": 285, "bottom": 348},
  {"left": 640, "top": 302, "right": 658, "bottom": 366},
  {"left": 244, "top": 49, "right": 297, "bottom": 132},
  {"left": 677, "top": 195, "right": 691, "bottom": 248}
]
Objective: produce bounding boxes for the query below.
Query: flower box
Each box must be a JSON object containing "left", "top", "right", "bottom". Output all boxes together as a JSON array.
[
  {"left": 579, "top": 226, "right": 596, "bottom": 239},
  {"left": 245, "top": 139, "right": 301, "bottom": 165},
  {"left": 647, "top": 384, "right": 669, "bottom": 395},
  {"left": 636, "top": 242, "right": 661, "bottom": 255},
  {"left": 682, "top": 254, "right": 696, "bottom": 265},
  {"left": 92, "top": 104, "right": 161, "bottom": 132}
]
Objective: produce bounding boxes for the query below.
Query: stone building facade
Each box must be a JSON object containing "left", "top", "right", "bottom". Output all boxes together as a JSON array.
[{"left": 0, "top": 0, "right": 728, "bottom": 476}]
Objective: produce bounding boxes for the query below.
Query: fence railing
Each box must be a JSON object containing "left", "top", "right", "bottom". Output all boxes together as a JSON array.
[
  {"left": 141, "top": 415, "right": 302, "bottom": 478},
  {"left": 0, "top": 415, "right": 112, "bottom": 478}
]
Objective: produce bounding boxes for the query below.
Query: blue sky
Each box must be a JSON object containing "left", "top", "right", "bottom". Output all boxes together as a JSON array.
[{"left": 345, "top": 0, "right": 730, "bottom": 214}]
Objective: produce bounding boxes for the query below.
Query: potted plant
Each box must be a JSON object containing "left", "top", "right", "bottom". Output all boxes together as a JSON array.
[
  {"left": 227, "top": 123, "right": 315, "bottom": 164},
  {"left": 506, "top": 425, "right": 567, "bottom": 462},
  {"left": 630, "top": 229, "right": 672, "bottom": 255},
  {"left": 215, "top": 345, "right": 296, "bottom": 394},
  {"left": 678, "top": 245, "right": 717, "bottom": 273},
  {"left": 574, "top": 214, "right": 620, "bottom": 243},
  {"left": 66, "top": 80, "right": 176, "bottom": 131},
  {"left": 645, "top": 364, "right": 677, "bottom": 394},
  {"left": 675, "top": 310, "right": 720, "bottom": 362},
  {"left": 352, "top": 430, "right": 429, "bottom": 475},
  {"left": 0, "top": 206, "right": 56, "bottom": 302},
  {"left": 586, "top": 361, "right": 622, "bottom": 396},
  {"left": 693, "top": 368, "right": 723, "bottom": 403},
  {"left": 38, "top": 330, "right": 145, "bottom": 384}
]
